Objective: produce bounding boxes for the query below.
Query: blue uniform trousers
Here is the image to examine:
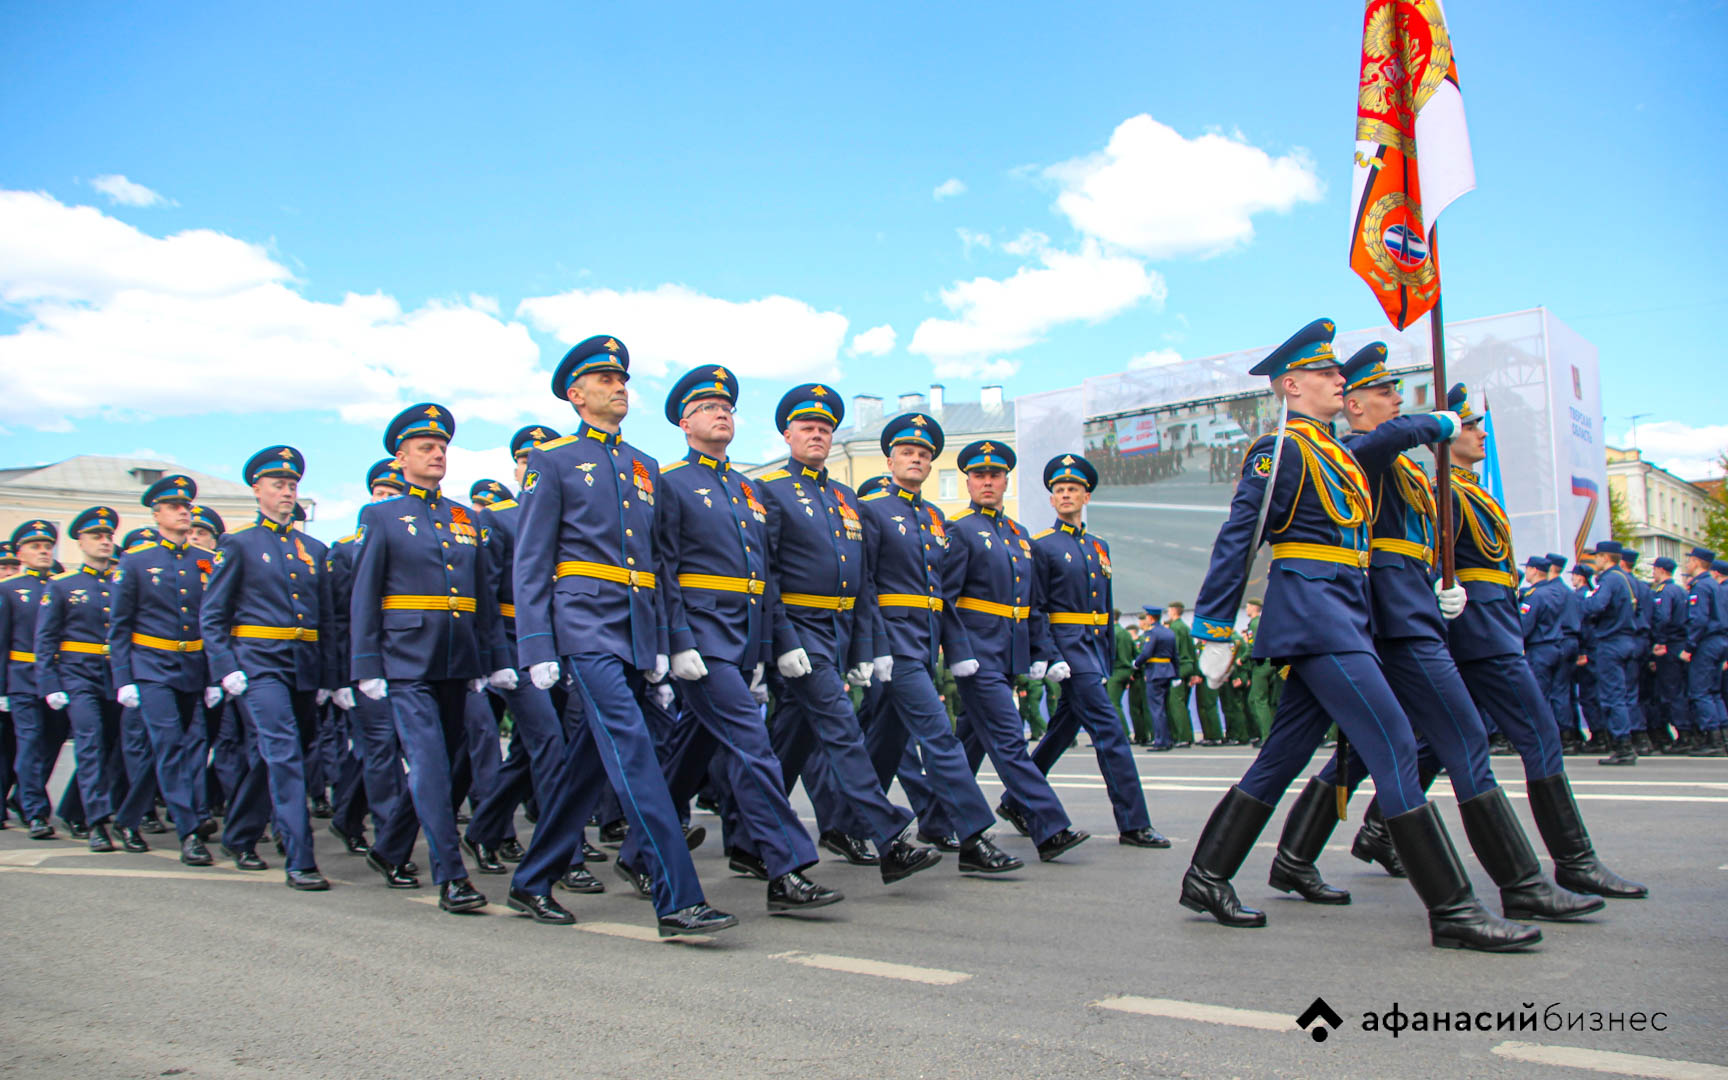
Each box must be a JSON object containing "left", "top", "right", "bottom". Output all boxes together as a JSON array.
[
  {"left": 135, "top": 685, "right": 207, "bottom": 840},
  {"left": 1455, "top": 654, "right": 1568, "bottom": 780},
  {"left": 1625, "top": 647, "right": 1648, "bottom": 734},
  {"left": 513, "top": 655, "right": 703, "bottom": 915},
  {"left": 1588, "top": 635, "right": 1637, "bottom": 739},
  {"left": 387, "top": 679, "right": 469, "bottom": 885},
  {"left": 208, "top": 703, "right": 245, "bottom": 811},
  {"left": 1526, "top": 643, "right": 1571, "bottom": 743},
  {"left": 457, "top": 690, "right": 504, "bottom": 815},
  {"left": 12, "top": 696, "right": 67, "bottom": 821},
  {"left": 770, "top": 663, "right": 912, "bottom": 846},
  {"left": 353, "top": 693, "right": 420, "bottom": 863},
  {"left": 1687, "top": 636, "right": 1728, "bottom": 732},
  {"left": 1147, "top": 677, "right": 1174, "bottom": 748},
  {"left": 954, "top": 670, "right": 1071, "bottom": 844},
  {"left": 1237, "top": 652, "right": 1426, "bottom": 818},
  {"left": 66, "top": 688, "right": 121, "bottom": 823},
  {"left": 870, "top": 723, "right": 946, "bottom": 835},
  {"left": 1575, "top": 662, "right": 1600, "bottom": 736},
  {"left": 1016, "top": 674, "right": 1152, "bottom": 833},
  {"left": 766, "top": 698, "right": 842, "bottom": 834},
  {"left": 331, "top": 734, "right": 370, "bottom": 841},
  {"left": 869, "top": 659, "right": 994, "bottom": 841},
  {"left": 221, "top": 677, "right": 317, "bottom": 870},
  {"left": 113, "top": 706, "right": 159, "bottom": 828},
  {"left": 466, "top": 682, "right": 565, "bottom": 849},
  {"left": 1650, "top": 652, "right": 1686, "bottom": 733}
]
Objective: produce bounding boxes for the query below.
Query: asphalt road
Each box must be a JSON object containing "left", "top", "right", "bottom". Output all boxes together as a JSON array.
[
  {"left": 1086, "top": 464, "right": 1244, "bottom": 606},
  {"left": 3, "top": 744, "right": 1725, "bottom": 1079}
]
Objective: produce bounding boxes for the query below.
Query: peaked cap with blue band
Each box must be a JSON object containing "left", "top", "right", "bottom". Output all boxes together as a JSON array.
[
  {"left": 192, "top": 505, "right": 226, "bottom": 536},
  {"left": 1142, "top": 605, "right": 1163, "bottom": 620},
  {"left": 10, "top": 518, "right": 58, "bottom": 547},
  {"left": 1043, "top": 453, "right": 1099, "bottom": 492},
  {"left": 956, "top": 439, "right": 1015, "bottom": 474},
  {"left": 551, "top": 335, "right": 629, "bottom": 399},
  {"left": 243, "top": 444, "right": 305, "bottom": 485},
  {"left": 1546, "top": 552, "right": 1569, "bottom": 570},
  {"left": 70, "top": 505, "right": 119, "bottom": 537},
  {"left": 121, "top": 527, "right": 157, "bottom": 550},
  {"left": 0, "top": 542, "right": 14, "bottom": 563},
  {"left": 366, "top": 458, "right": 406, "bottom": 492},
  {"left": 1249, "top": 318, "right": 1340, "bottom": 378},
  {"left": 775, "top": 383, "right": 843, "bottom": 432},
  {"left": 470, "top": 479, "right": 509, "bottom": 506},
  {"left": 880, "top": 411, "right": 943, "bottom": 457},
  {"left": 665, "top": 364, "right": 739, "bottom": 425},
  {"left": 1341, "top": 341, "right": 1397, "bottom": 393},
  {"left": 384, "top": 402, "right": 455, "bottom": 452},
  {"left": 142, "top": 473, "right": 197, "bottom": 508},
  {"left": 1447, "top": 383, "right": 1481, "bottom": 424},
  {"left": 855, "top": 474, "right": 891, "bottom": 498},
  {"left": 510, "top": 424, "right": 561, "bottom": 459}
]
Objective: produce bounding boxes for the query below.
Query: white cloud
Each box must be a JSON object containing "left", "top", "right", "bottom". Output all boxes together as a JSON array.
[
  {"left": 89, "top": 174, "right": 174, "bottom": 208},
  {"left": 956, "top": 228, "right": 991, "bottom": 255},
  {"left": 1127, "top": 348, "right": 1184, "bottom": 369},
  {"left": 907, "top": 238, "right": 1163, "bottom": 363},
  {"left": 933, "top": 178, "right": 967, "bottom": 201},
  {"left": 1000, "top": 230, "right": 1048, "bottom": 256},
  {"left": 516, "top": 284, "right": 849, "bottom": 382},
  {"left": 1619, "top": 421, "right": 1728, "bottom": 481},
  {"left": 1046, "top": 114, "right": 1323, "bottom": 259},
  {"left": 932, "top": 357, "right": 1020, "bottom": 381},
  {"left": 441, "top": 444, "right": 517, "bottom": 509},
  {"left": 849, "top": 324, "right": 896, "bottom": 357}
]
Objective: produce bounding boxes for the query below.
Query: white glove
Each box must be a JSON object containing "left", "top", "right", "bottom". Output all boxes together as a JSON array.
[
  {"left": 670, "top": 649, "right": 708, "bottom": 681},
  {"left": 1198, "top": 641, "right": 1233, "bottom": 689},
  {"left": 221, "top": 671, "right": 249, "bottom": 697},
  {"left": 468, "top": 678, "right": 487, "bottom": 693},
  {"left": 45, "top": 691, "right": 69, "bottom": 711},
  {"left": 651, "top": 683, "right": 675, "bottom": 709},
  {"left": 873, "top": 656, "right": 894, "bottom": 683},
  {"left": 204, "top": 686, "right": 224, "bottom": 708},
  {"left": 752, "top": 663, "right": 764, "bottom": 686},
  {"left": 0, "top": 695, "right": 10, "bottom": 712},
  {"left": 315, "top": 689, "right": 332, "bottom": 706},
  {"left": 1431, "top": 410, "right": 1462, "bottom": 441},
  {"left": 1435, "top": 579, "right": 1467, "bottom": 620},
  {"left": 488, "top": 667, "right": 518, "bottom": 691},
  {"left": 846, "top": 662, "right": 873, "bottom": 688},
  {"left": 1046, "top": 661, "right": 1072, "bottom": 683},
  {"left": 1028, "top": 661, "right": 1048, "bottom": 681},
  {"left": 950, "top": 658, "right": 980, "bottom": 679},
  {"left": 333, "top": 687, "right": 356, "bottom": 710},
  {"left": 777, "top": 648, "right": 813, "bottom": 679},
  {"left": 644, "top": 653, "right": 670, "bottom": 683},
  {"left": 117, "top": 684, "right": 140, "bottom": 709},
  {"left": 358, "top": 678, "right": 389, "bottom": 701},
  {"left": 529, "top": 661, "right": 561, "bottom": 690}
]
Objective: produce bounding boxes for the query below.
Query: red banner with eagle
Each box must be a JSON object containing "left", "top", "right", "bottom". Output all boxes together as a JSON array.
[{"left": 1349, "top": 0, "right": 1475, "bottom": 330}]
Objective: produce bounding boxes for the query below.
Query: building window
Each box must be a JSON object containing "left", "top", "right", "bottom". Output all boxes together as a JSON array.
[
  {"left": 1414, "top": 383, "right": 1428, "bottom": 406},
  {"left": 938, "top": 470, "right": 957, "bottom": 501}
]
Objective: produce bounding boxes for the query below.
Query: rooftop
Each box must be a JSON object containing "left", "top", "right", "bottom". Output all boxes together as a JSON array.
[
  {"left": 0, "top": 454, "right": 257, "bottom": 500},
  {"left": 833, "top": 384, "right": 1014, "bottom": 445}
]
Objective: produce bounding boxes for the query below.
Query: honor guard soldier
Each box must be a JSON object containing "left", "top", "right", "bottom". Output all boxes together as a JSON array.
[
  {"left": 755, "top": 387, "right": 939, "bottom": 882},
  {"left": 1001, "top": 453, "right": 1168, "bottom": 850},
  {"left": 1132, "top": 606, "right": 1178, "bottom": 750},
  {"left": 508, "top": 335, "right": 737, "bottom": 935},
  {"left": 1550, "top": 553, "right": 1587, "bottom": 751},
  {"left": 198, "top": 445, "right": 333, "bottom": 890},
  {"left": 1680, "top": 547, "right": 1728, "bottom": 755},
  {"left": 1180, "top": 319, "right": 1536, "bottom": 951},
  {"left": 1581, "top": 539, "right": 1642, "bottom": 765},
  {"left": 35, "top": 507, "right": 123, "bottom": 851},
  {"left": 110, "top": 475, "right": 223, "bottom": 865},
  {"left": 351, "top": 404, "right": 512, "bottom": 913},
  {"left": 3, "top": 519, "right": 65, "bottom": 839},
  {"left": 858, "top": 411, "right": 1022, "bottom": 875},
  {"left": 1648, "top": 557, "right": 1693, "bottom": 752},
  {"left": 940, "top": 440, "right": 1089, "bottom": 861}
]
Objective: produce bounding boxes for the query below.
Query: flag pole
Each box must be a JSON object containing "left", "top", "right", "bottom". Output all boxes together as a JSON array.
[{"left": 1429, "top": 224, "right": 1455, "bottom": 588}]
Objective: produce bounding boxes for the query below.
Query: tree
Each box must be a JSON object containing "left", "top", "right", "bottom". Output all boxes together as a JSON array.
[
  {"left": 1609, "top": 487, "right": 1636, "bottom": 547},
  {"left": 1701, "top": 451, "right": 1728, "bottom": 555}
]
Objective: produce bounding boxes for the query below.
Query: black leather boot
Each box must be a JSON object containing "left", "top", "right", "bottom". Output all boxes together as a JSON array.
[
  {"left": 1386, "top": 802, "right": 1541, "bottom": 951},
  {"left": 1690, "top": 728, "right": 1727, "bottom": 757},
  {"left": 1597, "top": 737, "right": 1636, "bottom": 766},
  {"left": 1178, "top": 785, "right": 1273, "bottom": 928},
  {"left": 1456, "top": 787, "right": 1603, "bottom": 921},
  {"left": 1524, "top": 773, "right": 1648, "bottom": 898},
  {"left": 1350, "top": 797, "right": 1405, "bottom": 877},
  {"left": 1267, "top": 778, "right": 1350, "bottom": 904}
]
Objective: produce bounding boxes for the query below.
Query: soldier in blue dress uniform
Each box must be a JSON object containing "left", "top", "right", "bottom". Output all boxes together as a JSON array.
[
  {"left": 1131, "top": 606, "right": 1177, "bottom": 750},
  {"left": 2, "top": 519, "right": 66, "bottom": 839},
  {"left": 198, "top": 445, "right": 333, "bottom": 889},
  {"left": 1618, "top": 549, "right": 1656, "bottom": 754},
  {"left": 1179, "top": 319, "right": 1537, "bottom": 951},
  {"left": 185, "top": 503, "right": 242, "bottom": 824},
  {"left": 1647, "top": 557, "right": 1692, "bottom": 752},
  {"left": 1679, "top": 547, "right": 1728, "bottom": 756},
  {"left": 1581, "top": 539, "right": 1642, "bottom": 765},
  {"left": 506, "top": 335, "right": 736, "bottom": 935},
  {"left": 350, "top": 404, "right": 511, "bottom": 913}
]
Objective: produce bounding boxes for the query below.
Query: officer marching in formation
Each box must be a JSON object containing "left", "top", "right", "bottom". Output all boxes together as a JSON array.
[
  {"left": 2, "top": 518, "right": 66, "bottom": 839},
  {"left": 1679, "top": 547, "right": 1728, "bottom": 755},
  {"left": 1131, "top": 605, "right": 1177, "bottom": 751}
]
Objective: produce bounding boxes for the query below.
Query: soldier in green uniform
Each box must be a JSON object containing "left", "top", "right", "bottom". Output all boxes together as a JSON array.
[
  {"left": 1018, "top": 673, "right": 1060, "bottom": 739},
  {"left": 1107, "top": 612, "right": 1140, "bottom": 740},
  {"left": 1220, "top": 626, "right": 1252, "bottom": 743},
  {"left": 1241, "top": 599, "right": 1281, "bottom": 744}
]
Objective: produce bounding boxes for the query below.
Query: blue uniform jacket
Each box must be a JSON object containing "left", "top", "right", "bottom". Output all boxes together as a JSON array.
[
  {"left": 859, "top": 481, "right": 952, "bottom": 666},
  {"left": 1194, "top": 414, "right": 1425, "bottom": 660},
  {"left": 656, "top": 449, "right": 777, "bottom": 670},
  {"left": 939, "top": 502, "right": 1048, "bottom": 675},
  {"left": 1131, "top": 622, "right": 1177, "bottom": 679},
  {"left": 1444, "top": 465, "right": 1524, "bottom": 662},
  {"left": 201, "top": 515, "right": 338, "bottom": 692},
  {"left": 758, "top": 460, "right": 874, "bottom": 670},
  {"left": 1030, "top": 520, "right": 1115, "bottom": 676},
  {"left": 475, "top": 495, "right": 524, "bottom": 672},
  {"left": 34, "top": 565, "right": 116, "bottom": 699},
  {"left": 324, "top": 534, "right": 361, "bottom": 688},
  {"left": 109, "top": 539, "right": 214, "bottom": 692},
  {"left": 1582, "top": 564, "right": 1639, "bottom": 641},
  {"left": 0, "top": 569, "right": 52, "bottom": 697},
  {"left": 1519, "top": 577, "right": 1566, "bottom": 645},
  {"left": 1650, "top": 578, "right": 1689, "bottom": 647},
  {"left": 1630, "top": 575, "right": 1654, "bottom": 646},
  {"left": 349, "top": 484, "right": 501, "bottom": 682},
  {"left": 1340, "top": 415, "right": 1450, "bottom": 642},
  {"left": 1686, "top": 573, "right": 1725, "bottom": 652},
  {"left": 513, "top": 421, "right": 667, "bottom": 671},
  {"left": 1575, "top": 584, "right": 1598, "bottom": 656},
  {"left": 1557, "top": 582, "right": 1583, "bottom": 658}
]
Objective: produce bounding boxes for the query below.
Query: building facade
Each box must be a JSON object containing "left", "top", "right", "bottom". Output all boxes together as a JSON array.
[{"left": 1605, "top": 446, "right": 1715, "bottom": 568}]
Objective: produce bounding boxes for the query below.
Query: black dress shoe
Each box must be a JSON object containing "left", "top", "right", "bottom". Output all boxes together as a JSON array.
[
  {"left": 65, "top": 819, "right": 90, "bottom": 840},
  {"left": 27, "top": 817, "right": 57, "bottom": 841},
  {"left": 328, "top": 821, "right": 370, "bottom": 856},
  {"left": 402, "top": 860, "right": 420, "bottom": 875},
  {"left": 195, "top": 817, "right": 219, "bottom": 840},
  {"left": 508, "top": 886, "right": 575, "bottom": 924},
  {"left": 818, "top": 831, "right": 878, "bottom": 865},
  {"left": 768, "top": 871, "right": 844, "bottom": 913},
  {"left": 119, "top": 826, "right": 150, "bottom": 853},
  {"left": 727, "top": 848, "right": 769, "bottom": 881},
  {"left": 658, "top": 902, "right": 738, "bottom": 937},
  {"left": 497, "top": 838, "right": 526, "bottom": 863},
  {"left": 310, "top": 795, "right": 334, "bottom": 819},
  {"left": 558, "top": 867, "right": 605, "bottom": 894},
  {"left": 958, "top": 833, "right": 1023, "bottom": 874},
  {"left": 694, "top": 792, "right": 721, "bottom": 814},
  {"left": 1036, "top": 828, "right": 1091, "bottom": 862},
  {"left": 180, "top": 835, "right": 214, "bottom": 866},
  {"left": 455, "top": 810, "right": 471, "bottom": 825},
  {"left": 1119, "top": 827, "right": 1171, "bottom": 849},
  {"left": 286, "top": 868, "right": 330, "bottom": 891},
  {"left": 140, "top": 813, "right": 169, "bottom": 835},
  {"left": 598, "top": 819, "right": 628, "bottom": 845},
  {"left": 461, "top": 836, "right": 507, "bottom": 874},
  {"left": 581, "top": 840, "right": 608, "bottom": 863},
  {"left": 683, "top": 823, "right": 706, "bottom": 850},
  {"left": 87, "top": 823, "right": 116, "bottom": 853},
  {"left": 880, "top": 839, "right": 941, "bottom": 884},
  {"left": 1598, "top": 738, "right": 1637, "bottom": 766},
  {"left": 439, "top": 877, "right": 488, "bottom": 913},
  {"left": 273, "top": 836, "right": 286, "bottom": 857},
  {"left": 365, "top": 850, "right": 420, "bottom": 889},
  {"left": 615, "top": 858, "right": 653, "bottom": 899},
  {"left": 917, "top": 829, "right": 962, "bottom": 852},
  {"left": 221, "top": 843, "right": 268, "bottom": 871},
  {"left": 994, "top": 802, "right": 1032, "bottom": 838}
]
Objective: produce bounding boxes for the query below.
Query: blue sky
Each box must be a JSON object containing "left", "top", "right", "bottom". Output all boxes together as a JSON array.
[{"left": 4, "top": 1, "right": 1725, "bottom": 539}]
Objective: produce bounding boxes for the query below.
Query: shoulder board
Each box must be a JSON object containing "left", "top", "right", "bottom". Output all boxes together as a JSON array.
[
  {"left": 759, "top": 469, "right": 790, "bottom": 482},
  {"left": 371, "top": 494, "right": 405, "bottom": 506},
  {"left": 488, "top": 499, "right": 517, "bottom": 511},
  {"left": 950, "top": 509, "right": 974, "bottom": 521},
  {"left": 129, "top": 541, "right": 161, "bottom": 552},
  {"left": 1, "top": 572, "right": 27, "bottom": 583},
  {"left": 53, "top": 569, "right": 80, "bottom": 580},
  {"left": 191, "top": 543, "right": 216, "bottom": 554},
  {"left": 662, "top": 460, "right": 689, "bottom": 473},
  {"left": 228, "top": 522, "right": 257, "bottom": 534},
  {"left": 1033, "top": 528, "right": 1055, "bottom": 540},
  {"left": 336, "top": 533, "right": 359, "bottom": 545},
  {"left": 861, "top": 491, "right": 888, "bottom": 502},
  {"left": 540, "top": 434, "right": 579, "bottom": 450}
]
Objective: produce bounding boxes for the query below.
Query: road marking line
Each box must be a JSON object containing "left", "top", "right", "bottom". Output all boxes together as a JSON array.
[
  {"left": 995, "top": 778, "right": 1728, "bottom": 804},
  {"left": 405, "top": 894, "right": 502, "bottom": 914},
  {"left": 1091, "top": 996, "right": 1294, "bottom": 1031},
  {"left": 769, "top": 950, "right": 971, "bottom": 985},
  {"left": 1492, "top": 1041, "right": 1728, "bottom": 1079},
  {"left": 579, "top": 921, "right": 720, "bottom": 946},
  {"left": 0, "top": 864, "right": 272, "bottom": 882}
]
